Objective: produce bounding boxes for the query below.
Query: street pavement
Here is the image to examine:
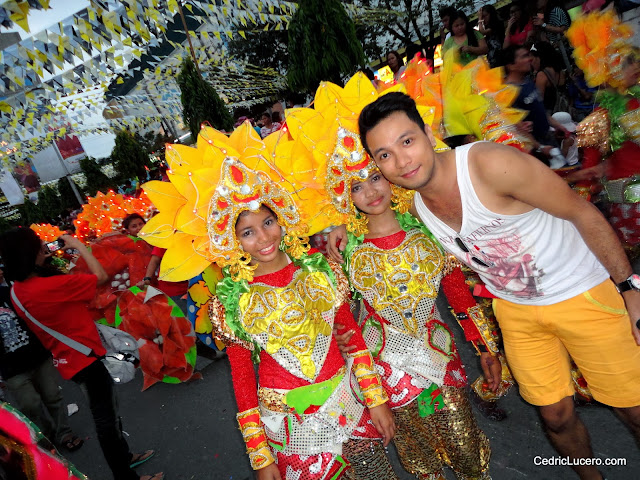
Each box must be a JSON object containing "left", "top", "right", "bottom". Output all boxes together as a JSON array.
[{"left": 34, "top": 297, "right": 640, "bottom": 479}]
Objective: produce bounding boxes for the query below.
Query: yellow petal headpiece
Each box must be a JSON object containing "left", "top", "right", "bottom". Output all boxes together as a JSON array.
[
  {"left": 140, "top": 124, "right": 309, "bottom": 283},
  {"left": 285, "top": 73, "right": 439, "bottom": 236}
]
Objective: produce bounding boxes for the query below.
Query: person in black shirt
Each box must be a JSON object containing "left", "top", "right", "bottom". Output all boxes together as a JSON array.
[{"left": 0, "top": 267, "right": 83, "bottom": 452}]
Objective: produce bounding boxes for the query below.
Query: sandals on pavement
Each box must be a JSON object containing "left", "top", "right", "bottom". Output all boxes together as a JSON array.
[
  {"left": 61, "top": 434, "right": 84, "bottom": 452},
  {"left": 140, "top": 473, "right": 164, "bottom": 480},
  {"left": 130, "top": 449, "right": 155, "bottom": 468}
]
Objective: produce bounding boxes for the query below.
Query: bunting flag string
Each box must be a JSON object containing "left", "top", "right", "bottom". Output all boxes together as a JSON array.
[{"left": 0, "top": 0, "right": 400, "bottom": 172}]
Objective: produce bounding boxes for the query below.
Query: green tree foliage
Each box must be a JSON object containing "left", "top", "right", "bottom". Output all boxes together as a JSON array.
[
  {"left": 134, "top": 131, "right": 173, "bottom": 163},
  {"left": 16, "top": 199, "right": 44, "bottom": 227},
  {"left": 228, "top": 30, "right": 289, "bottom": 74},
  {"left": 37, "top": 185, "right": 62, "bottom": 222},
  {"left": 177, "top": 57, "right": 234, "bottom": 138},
  {"left": 0, "top": 217, "right": 13, "bottom": 234},
  {"left": 349, "top": 0, "right": 475, "bottom": 61},
  {"left": 57, "top": 177, "right": 82, "bottom": 211},
  {"left": 111, "top": 130, "right": 151, "bottom": 181},
  {"left": 287, "top": 0, "right": 365, "bottom": 92},
  {"left": 80, "top": 157, "right": 116, "bottom": 197}
]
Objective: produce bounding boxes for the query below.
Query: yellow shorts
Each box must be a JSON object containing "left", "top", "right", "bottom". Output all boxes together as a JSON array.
[{"left": 493, "top": 280, "right": 640, "bottom": 408}]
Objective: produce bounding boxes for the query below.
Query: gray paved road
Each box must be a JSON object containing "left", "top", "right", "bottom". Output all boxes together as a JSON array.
[{"left": 32, "top": 300, "right": 640, "bottom": 480}]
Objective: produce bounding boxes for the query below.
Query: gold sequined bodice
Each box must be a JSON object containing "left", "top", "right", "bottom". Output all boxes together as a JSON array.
[
  {"left": 238, "top": 268, "right": 336, "bottom": 382},
  {"left": 349, "top": 229, "right": 444, "bottom": 336}
]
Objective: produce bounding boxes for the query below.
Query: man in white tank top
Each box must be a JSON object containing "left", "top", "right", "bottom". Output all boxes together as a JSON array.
[{"left": 329, "top": 92, "right": 640, "bottom": 480}]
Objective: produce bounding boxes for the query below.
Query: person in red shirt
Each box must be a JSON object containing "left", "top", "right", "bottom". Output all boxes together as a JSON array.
[{"left": 0, "top": 228, "right": 163, "bottom": 480}]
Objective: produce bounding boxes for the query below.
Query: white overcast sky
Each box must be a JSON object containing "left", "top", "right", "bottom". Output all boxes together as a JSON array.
[{"left": 7, "top": 0, "right": 90, "bottom": 38}]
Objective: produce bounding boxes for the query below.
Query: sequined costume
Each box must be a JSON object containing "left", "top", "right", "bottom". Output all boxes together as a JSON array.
[
  {"left": 278, "top": 74, "right": 494, "bottom": 480},
  {"left": 568, "top": 10, "right": 640, "bottom": 250},
  {"left": 139, "top": 124, "right": 397, "bottom": 479},
  {"left": 345, "top": 221, "right": 491, "bottom": 480},
  {"left": 220, "top": 253, "right": 398, "bottom": 479}
]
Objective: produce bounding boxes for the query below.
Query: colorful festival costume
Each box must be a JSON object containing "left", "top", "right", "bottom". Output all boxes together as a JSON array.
[
  {"left": 282, "top": 74, "right": 493, "bottom": 479},
  {"left": 139, "top": 124, "right": 397, "bottom": 479},
  {"left": 568, "top": 10, "right": 640, "bottom": 251}
]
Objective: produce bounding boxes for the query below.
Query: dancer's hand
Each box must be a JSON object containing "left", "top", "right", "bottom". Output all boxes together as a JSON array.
[
  {"left": 480, "top": 352, "right": 502, "bottom": 392},
  {"left": 332, "top": 323, "right": 356, "bottom": 353},
  {"left": 327, "top": 225, "right": 348, "bottom": 263},
  {"left": 369, "top": 403, "right": 396, "bottom": 446},
  {"left": 256, "top": 463, "right": 282, "bottom": 480}
]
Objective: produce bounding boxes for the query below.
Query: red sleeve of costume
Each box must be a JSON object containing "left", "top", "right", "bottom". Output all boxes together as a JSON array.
[
  {"left": 226, "top": 344, "right": 259, "bottom": 413},
  {"left": 581, "top": 146, "right": 602, "bottom": 170},
  {"left": 333, "top": 301, "right": 369, "bottom": 352},
  {"left": 440, "top": 267, "right": 482, "bottom": 343}
]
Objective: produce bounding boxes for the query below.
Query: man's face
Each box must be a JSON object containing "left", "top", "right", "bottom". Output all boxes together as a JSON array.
[
  {"left": 442, "top": 15, "right": 451, "bottom": 30},
  {"left": 511, "top": 48, "right": 532, "bottom": 74},
  {"left": 366, "top": 111, "right": 437, "bottom": 191}
]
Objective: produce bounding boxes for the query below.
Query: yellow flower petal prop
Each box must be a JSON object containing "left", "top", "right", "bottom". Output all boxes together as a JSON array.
[
  {"left": 140, "top": 126, "right": 310, "bottom": 282},
  {"left": 30, "top": 223, "right": 65, "bottom": 242},
  {"left": 141, "top": 211, "right": 179, "bottom": 249},
  {"left": 74, "top": 191, "right": 155, "bottom": 241},
  {"left": 440, "top": 57, "right": 530, "bottom": 151},
  {"left": 160, "top": 233, "right": 212, "bottom": 282},
  {"left": 567, "top": 10, "right": 635, "bottom": 90}
]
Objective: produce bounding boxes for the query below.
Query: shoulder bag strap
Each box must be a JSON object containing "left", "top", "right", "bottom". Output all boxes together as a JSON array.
[{"left": 10, "top": 286, "right": 93, "bottom": 356}]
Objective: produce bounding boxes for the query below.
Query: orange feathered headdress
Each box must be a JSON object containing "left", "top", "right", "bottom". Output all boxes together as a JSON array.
[{"left": 567, "top": 9, "right": 635, "bottom": 90}]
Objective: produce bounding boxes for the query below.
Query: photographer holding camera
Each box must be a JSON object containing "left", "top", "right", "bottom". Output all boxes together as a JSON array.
[{"left": 0, "top": 228, "right": 163, "bottom": 480}]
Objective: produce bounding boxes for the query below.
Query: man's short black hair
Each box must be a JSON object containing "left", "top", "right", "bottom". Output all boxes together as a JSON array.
[
  {"left": 500, "top": 44, "right": 528, "bottom": 69},
  {"left": 439, "top": 6, "right": 456, "bottom": 19},
  {"left": 358, "top": 92, "right": 426, "bottom": 156}
]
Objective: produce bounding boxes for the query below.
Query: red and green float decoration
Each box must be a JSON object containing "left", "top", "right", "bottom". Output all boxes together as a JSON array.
[{"left": 72, "top": 234, "right": 196, "bottom": 390}]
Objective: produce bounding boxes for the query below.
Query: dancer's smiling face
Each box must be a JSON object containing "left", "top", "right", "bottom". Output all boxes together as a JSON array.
[
  {"left": 350, "top": 171, "right": 392, "bottom": 216},
  {"left": 235, "top": 205, "right": 284, "bottom": 267}
]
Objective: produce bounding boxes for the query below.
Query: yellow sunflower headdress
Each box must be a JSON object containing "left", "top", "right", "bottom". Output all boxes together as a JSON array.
[
  {"left": 441, "top": 57, "right": 530, "bottom": 151},
  {"left": 139, "top": 123, "right": 309, "bottom": 283},
  {"left": 285, "top": 73, "right": 446, "bottom": 236},
  {"left": 567, "top": 9, "right": 635, "bottom": 91}
]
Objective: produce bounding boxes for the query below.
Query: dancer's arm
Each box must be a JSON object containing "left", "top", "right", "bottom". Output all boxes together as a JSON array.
[
  {"left": 441, "top": 265, "right": 502, "bottom": 392},
  {"left": 227, "top": 345, "right": 276, "bottom": 471}
]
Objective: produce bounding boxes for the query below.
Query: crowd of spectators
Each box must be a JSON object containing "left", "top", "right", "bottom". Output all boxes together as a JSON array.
[{"left": 428, "top": 1, "right": 603, "bottom": 168}]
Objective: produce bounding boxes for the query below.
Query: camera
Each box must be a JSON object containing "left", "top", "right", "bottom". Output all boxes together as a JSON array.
[{"left": 45, "top": 239, "right": 65, "bottom": 253}]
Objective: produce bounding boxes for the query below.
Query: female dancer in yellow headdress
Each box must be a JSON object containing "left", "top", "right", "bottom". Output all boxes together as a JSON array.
[
  {"left": 139, "top": 124, "right": 398, "bottom": 480},
  {"left": 283, "top": 74, "right": 497, "bottom": 480}
]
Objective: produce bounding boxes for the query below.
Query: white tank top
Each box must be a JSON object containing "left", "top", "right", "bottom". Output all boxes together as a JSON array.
[{"left": 414, "top": 142, "right": 609, "bottom": 306}]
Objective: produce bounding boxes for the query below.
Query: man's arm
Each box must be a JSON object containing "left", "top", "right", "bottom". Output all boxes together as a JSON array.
[{"left": 473, "top": 143, "right": 640, "bottom": 343}]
